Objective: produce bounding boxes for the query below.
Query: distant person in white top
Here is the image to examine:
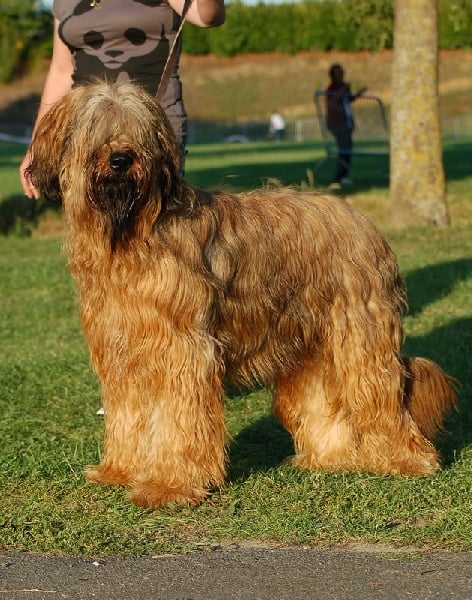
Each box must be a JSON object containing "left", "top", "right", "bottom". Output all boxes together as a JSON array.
[{"left": 269, "top": 110, "right": 286, "bottom": 141}]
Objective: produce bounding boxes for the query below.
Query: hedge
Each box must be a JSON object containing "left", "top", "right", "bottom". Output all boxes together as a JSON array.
[
  {"left": 183, "top": 0, "right": 472, "bottom": 56},
  {"left": 0, "top": 1, "right": 52, "bottom": 83}
]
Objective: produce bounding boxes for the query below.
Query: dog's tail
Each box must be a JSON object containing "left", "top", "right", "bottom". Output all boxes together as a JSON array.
[{"left": 402, "top": 357, "right": 458, "bottom": 441}]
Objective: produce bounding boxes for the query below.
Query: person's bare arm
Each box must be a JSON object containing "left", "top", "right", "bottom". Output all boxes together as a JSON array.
[
  {"left": 20, "top": 19, "right": 74, "bottom": 198},
  {"left": 169, "top": 0, "right": 225, "bottom": 28}
]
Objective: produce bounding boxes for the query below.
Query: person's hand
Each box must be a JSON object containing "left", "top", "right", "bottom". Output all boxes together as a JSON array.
[{"left": 19, "top": 151, "right": 41, "bottom": 200}]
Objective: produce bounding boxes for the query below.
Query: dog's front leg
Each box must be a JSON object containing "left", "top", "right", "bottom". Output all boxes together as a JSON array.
[
  {"left": 85, "top": 378, "right": 152, "bottom": 487},
  {"left": 128, "top": 391, "right": 227, "bottom": 507},
  {"left": 126, "top": 335, "right": 227, "bottom": 509},
  {"left": 86, "top": 352, "right": 227, "bottom": 507}
]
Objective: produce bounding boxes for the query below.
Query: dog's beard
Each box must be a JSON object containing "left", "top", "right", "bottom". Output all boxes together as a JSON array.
[{"left": 90, "top": 176, "right": 147, "bottom": 251}]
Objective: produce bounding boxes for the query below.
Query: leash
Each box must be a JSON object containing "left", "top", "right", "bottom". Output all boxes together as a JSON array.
[{"left": 156, "top": 0, "right": 194, "bottom": 101}]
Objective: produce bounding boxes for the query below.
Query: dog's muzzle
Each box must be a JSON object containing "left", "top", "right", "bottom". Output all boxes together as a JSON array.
[{"left": 109, "top": 152, "right": 134, "bottom": 173}]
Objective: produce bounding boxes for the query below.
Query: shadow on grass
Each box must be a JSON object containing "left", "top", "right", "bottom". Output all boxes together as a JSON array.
[
  {"left": 442, "top": 139, "right": 472, "bottom": 183},
  {"left": 223, "top": 379, "right": 292, "bottom": 479},
  {"left": 0, "top": 194, "right": 60, "bottom": 235},
  {"left": 403, "top": 258, "right": 472, "bottom": 463},
  {"left": 0, "top": 194, "right": 36, "bottom": 235},
  {"left": 224, "top": 380, "right": 294, "bottom": 480},
  {"left": 227, "top": 414, "right": 293, "bottom": 481},
  {"left": 403, "top": 317, "right": 472, "bottom": 466},
  {"left": 0, "top": 93, "right": 40, "bottom": 132},
  {"left": 404, "top": 257, "right": 472, "bottom": 317}
]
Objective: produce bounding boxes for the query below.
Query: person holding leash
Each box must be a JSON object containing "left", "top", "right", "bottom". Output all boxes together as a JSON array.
[{"left": 20, "top": 0, "right": 225, "bottom": 199}]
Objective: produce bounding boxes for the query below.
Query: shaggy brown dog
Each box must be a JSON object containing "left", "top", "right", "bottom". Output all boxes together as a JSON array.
[{"left": 27, "top": 82, "right": 457, "bottom": 508}]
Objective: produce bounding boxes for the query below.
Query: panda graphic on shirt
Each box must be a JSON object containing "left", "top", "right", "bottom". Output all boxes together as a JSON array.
[{"left": 56, "top": 0, "right": 181, "bottom": 95}]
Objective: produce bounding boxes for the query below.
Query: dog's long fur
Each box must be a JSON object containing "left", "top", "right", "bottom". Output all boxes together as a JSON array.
[{"left": 27, "top": 82, "right": 457, "bottom": 508}]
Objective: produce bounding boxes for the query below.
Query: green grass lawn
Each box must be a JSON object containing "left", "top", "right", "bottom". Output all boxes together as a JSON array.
[
  {"left": 1, "top": 138, "right": 471, "bottom": 556},
  {"left": 185, "top": 139, "right": 390, "bottom": 192}
]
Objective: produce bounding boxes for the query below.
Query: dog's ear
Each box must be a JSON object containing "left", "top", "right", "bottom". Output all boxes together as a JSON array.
[
  {"left": 145, "top": 100, "right": 195, "bottom": 216},
  {"left": 155, "top": 127, "right": 183, "bottom": 201},
  {"left": 26, "top": 92, "right": 77, "bottom": 204}
]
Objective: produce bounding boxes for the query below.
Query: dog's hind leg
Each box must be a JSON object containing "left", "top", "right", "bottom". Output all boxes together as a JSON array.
[
  {"left": 318, "top": 300, "right": 444, "bottom": 476},
  {"left": 275, "top": 314, "right": 450, "bottom": 476},
  {"left": 273, "top": 355, "right": 358, "bottom": 471}
]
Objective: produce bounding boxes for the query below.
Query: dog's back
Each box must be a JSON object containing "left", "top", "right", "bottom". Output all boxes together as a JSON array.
[{"left": 184, "top": 188, "right": 406, "bottom": 387}]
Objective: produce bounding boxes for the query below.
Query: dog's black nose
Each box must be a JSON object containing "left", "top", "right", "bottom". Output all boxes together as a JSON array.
[{"left": 109, "top": 152, "right": 134, "bottom": 172}]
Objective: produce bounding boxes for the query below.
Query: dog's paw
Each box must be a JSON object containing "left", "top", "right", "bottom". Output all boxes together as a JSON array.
[
  {"left": 85, "top": 463, "right": 131, "bottom": 486},
  {"left": 388, "top": 451, "right": 440, "bottom": 476},
  {"left": 129, "top": 480, "right": 208, "bottom": 509},
  {"left": 285, "top": 452, "right": 328, "bottom": 469}
]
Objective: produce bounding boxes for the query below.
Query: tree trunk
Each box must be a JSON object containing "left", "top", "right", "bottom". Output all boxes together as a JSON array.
[{"left": 390, "top": 0, "right": 449, "bottom": 226}]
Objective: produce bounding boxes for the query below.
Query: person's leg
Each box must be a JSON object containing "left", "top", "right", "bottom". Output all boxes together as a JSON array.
[
  {"left": 331, "top": 128, "right": 347, "bottom": 183},
  {"left": 336, "top": 128, "right": 353, "bottom": 181}
]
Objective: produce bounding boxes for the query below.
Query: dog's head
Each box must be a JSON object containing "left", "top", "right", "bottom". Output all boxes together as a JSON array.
[{"left": 27, "top": 81, "right": 186, "bottom": 249}]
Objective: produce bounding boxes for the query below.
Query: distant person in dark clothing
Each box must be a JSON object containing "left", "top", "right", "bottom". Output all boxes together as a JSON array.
[{"left": 325, "top": 63, "right": 366, "bottom": 188}]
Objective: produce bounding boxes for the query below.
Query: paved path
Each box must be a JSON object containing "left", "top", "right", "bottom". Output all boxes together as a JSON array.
[{"left": 1, "top": 546, "right": 471, "bottom": 599}]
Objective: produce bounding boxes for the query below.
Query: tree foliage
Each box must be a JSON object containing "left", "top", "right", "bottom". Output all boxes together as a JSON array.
[
  {"left": 183, "top": 0, "right": 471, "bottom": 56},
  {"left": 0, "top": 1, "right": 52, "bottom": 82}
]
